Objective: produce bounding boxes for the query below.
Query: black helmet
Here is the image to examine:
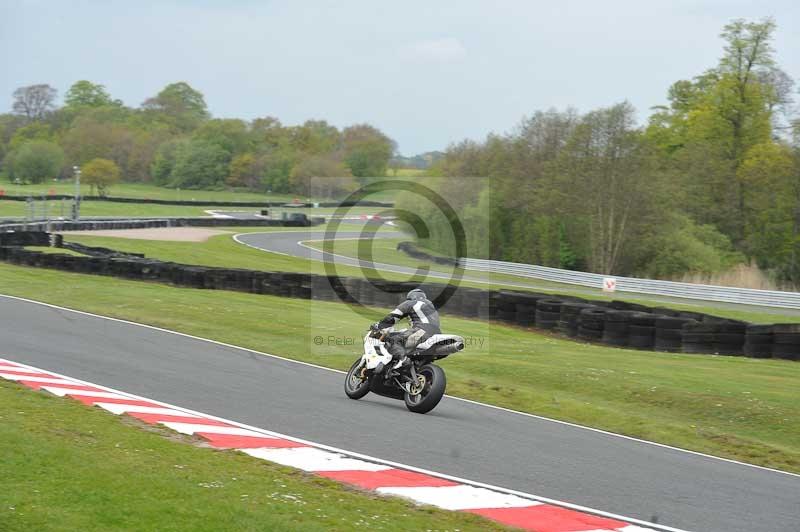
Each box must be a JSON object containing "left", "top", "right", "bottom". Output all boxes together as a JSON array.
[{"left": 407, "top": 289, "right": 426, "bottom": 301}]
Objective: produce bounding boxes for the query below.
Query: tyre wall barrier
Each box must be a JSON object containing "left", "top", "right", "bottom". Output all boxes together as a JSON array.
[
  {"left": 396, "top": 242, "right": 458, "bottom": 266},
  {"left": 0, "top": 195, "right": 393, "bottom": 208},
  {"left": 0, "top": 216, "right": 321, "bottom": 233},
  {"left": 1, "top": 232, "right": 797, "bottom": 361}
]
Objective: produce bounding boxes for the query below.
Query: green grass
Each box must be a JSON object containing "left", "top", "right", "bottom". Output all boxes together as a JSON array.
[
  {"left": 0, "top": 199, "right": 388, "bottom": 219},
  {"left": 0, "top": 380, "right": 505, "bottom": 532},
  {"left": 280, "top": 234, "right": 800, "bottom": 324},
  {"left": 1, "top": 262, "right": 799, "bottom": 474},
  {"left": 0, "top": 200, "right": 253, "bottom": 218},
  {"left": 25, "top": 246, "right": 85, "bottom": 256},
  {"left": 1, "top": 181, "right": 298, "bottom": 202},
  {"left": 387, "top": 169, "right": 429, "bottom": 177},
  {"left": 305, "top": 236, "right": 457, "bottom": 273}
]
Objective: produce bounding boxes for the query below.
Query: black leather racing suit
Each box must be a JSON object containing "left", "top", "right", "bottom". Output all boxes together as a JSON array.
[{"left": 377, "top": 296, "right": 441, "bottom": 357}]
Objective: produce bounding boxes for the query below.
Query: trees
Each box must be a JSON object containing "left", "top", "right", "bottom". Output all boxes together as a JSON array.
[
  {"left": 193, "top": 119, "right": 251, "bottom": 155},
  {"left": 81, "top": 158, "right": 121, "bottom": 196},
  {"left": 12, "top": 84, "right": 58, "bottom": 122},
  {"left": 64, "top": 80, "right": 120, "bottom": 109},
  {"left": 289, "top": 154, "right": 355, "bottom": 198},
  {"left": 646, "top": 18, "right": 781, "bottom": 243},
  {"left": 226, "top": 153, "right": 259, "bottom": 188},
  {"left": 142, "top": 82, "right": 209, "bottom": 132},
  {"left": 168, "top": 140, "right": 229, "bottom": 188},
  {"left": 11, "top": 141, "right": 64, "bottom": 183},
  {"left": 341, "top": 124, "right": 393, "bottom": 180},
  {"left": 551, "top": 102, "right": 664, "bottom": 274},
  {"left": 151, "top": 138, "right": 189, "bottom": 185}
]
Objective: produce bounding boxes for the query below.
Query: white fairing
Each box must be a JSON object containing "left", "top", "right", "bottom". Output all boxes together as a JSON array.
[
  {"left": 416, "top": 334, "right": 464, "bottom": 352},
  {"left": 362, "top": 334, "right": 393, "bottom": 370}
]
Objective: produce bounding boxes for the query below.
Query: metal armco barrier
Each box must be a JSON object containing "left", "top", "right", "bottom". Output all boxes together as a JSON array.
[{"left": 460, "top": 258, "right": 800, "bottom": 310}]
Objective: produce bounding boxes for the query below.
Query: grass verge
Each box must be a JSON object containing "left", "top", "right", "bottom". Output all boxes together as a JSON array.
[
  {"left": 1, "top": 262, "right": 798, "bottom": 474},
  {"left": 0, "top": 380, "right": 504, "bottom": 532},
  {"left": 1, "top": 182, "right": 298, "bottom": 202},
  {"left": 63, "top": 229, "right": 800, "bottom": 324}
]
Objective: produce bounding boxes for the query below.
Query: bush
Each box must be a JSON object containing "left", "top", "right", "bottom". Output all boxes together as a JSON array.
[
  {"left": 11, "top": 140, "right": 64, "bottom": 184},
  {"left": 638, "top": 214, "right": 744, "bottom": 278},
  {"left": 81, "top": 158, "right": 121, "bottom": 197}
]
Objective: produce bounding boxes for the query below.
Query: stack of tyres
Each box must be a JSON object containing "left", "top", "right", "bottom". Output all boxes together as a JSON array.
[
  {"left": 602, "top": 310, "right": 635, "bottom": 347},
  {"left": 681, "top": 322, "right": 716, "bottom": 354},
  {"left": 772, "top": 324, "right": 800, "bottom": 361},
  {"left": 285, "top": 273, "right": 310, "bottom": 298},
  {"left": 515, "top": 293, "right": 547, "bottom": 327},
  {"left": 535, "top": 299, "right": 562, "bottom": 330},
  {"left": 558, "top": 302, "right": 593, "bottom": 337},
  {"left": 653, "top": 307, "right": 680, "bottom": 317},
  {"left": 607, "top": 301, "right": 653, "bottom": 314},
  {"left": 712, "top": 320, "right": 747, "bottom": 356},
  {"left": 679, "top": 311, "right": 706, "bottom": 322},
  {"left": 578, "top": 308, "right": 606, "bottom": 341},
  {"left": 453, "top": 287, "right": 480, "bottom": 318},
  {"left": 312, "top": 275, "right": 336, "bottom": 301},
  {"left": 292, "top": 273, "right": 313, "bottom": 300},
  {"left": 329, "top": 275, "right": 353, "bottom": 303},
  {"left": 496, "top": 291, "right": 521, "bottom": 323},
  {"left": 358, "top": 281, "right": 377, "bottom": 306},
  {"left": 628, "top": 312, "right": 656, "bottom": 349},
  {"left": 181, "top": 266, "right": 208, "bottom": 289},
  {"left": 477, "top": 291, "right": 498, "bottom": 321},
  {"left": 655, "top": 317, "right": 695, "bottom": 352},
  {"left": 744, "top": 325, "right": 773, "bottom": 358},
  {"left": 343, "top": 277, "right": 363, "bottom": 303},
  {"left": 139, "top": 260, "right": 165, "bottom": 281}
]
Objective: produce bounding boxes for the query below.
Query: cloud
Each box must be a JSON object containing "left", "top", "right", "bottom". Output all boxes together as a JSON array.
[{"left": 402, "top": 37, "right": 466, "bottom": 62}]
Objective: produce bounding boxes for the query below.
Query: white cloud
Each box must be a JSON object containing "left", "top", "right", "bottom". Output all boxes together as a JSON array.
[{"left": 402, "top": 37, "right": 467, "bottom": 62}]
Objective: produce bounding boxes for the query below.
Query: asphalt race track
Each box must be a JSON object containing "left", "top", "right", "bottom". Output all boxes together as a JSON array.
[
  {"left": 3, "top": 295, "right": 798, "bottom": 532},
  {"left": 237, "top": 230, "right": 800, "bottom": 317}
]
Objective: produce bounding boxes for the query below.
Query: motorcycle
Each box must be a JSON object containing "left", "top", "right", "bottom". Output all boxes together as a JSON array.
[{"left": 344, "top": 325, "right": 465, "bottom": 413}]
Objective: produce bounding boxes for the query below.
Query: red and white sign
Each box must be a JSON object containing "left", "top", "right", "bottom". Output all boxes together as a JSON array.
[{"left": 603, "top": 277, "right": 617, "bottom": 292}]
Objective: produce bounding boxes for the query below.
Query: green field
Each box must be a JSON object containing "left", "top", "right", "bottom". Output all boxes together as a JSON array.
[
  {"left": 1, "top": 181, "right": 299, "bottom": 202},
  {"left": 387, "top": 168, "right": 429, "bottom": 177},
  {"left": 1, "top": 259, "right": 798, "bottom": 474},
  {"left": 0, "top": 380, "right": 505, "bottom": 532},
  {"left": 0, "top": 200, "right": 247, "bottom": 218},
  {"left": 60, "top": 228, "right": 800, "bottom": 324},
  {"left": 0, "top": 200, "right": 389, "bottom": 219}
]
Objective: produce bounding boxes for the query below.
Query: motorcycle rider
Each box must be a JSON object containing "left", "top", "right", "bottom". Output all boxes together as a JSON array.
[{"left": 374, "top": 289, "right": 441, "bottom": 368}]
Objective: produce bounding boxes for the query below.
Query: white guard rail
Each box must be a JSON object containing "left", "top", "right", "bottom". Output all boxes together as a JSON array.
[{"left": 459, "top": 258, "right": 800, "bottom": 310}]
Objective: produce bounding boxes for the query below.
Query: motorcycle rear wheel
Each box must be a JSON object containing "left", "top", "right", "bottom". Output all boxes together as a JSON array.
[
  {"left": 404, "top": 364, "right": 446, "bottom": 413},
  {"left": 344, "top": 359, "right": 371, "bottom": 399}
]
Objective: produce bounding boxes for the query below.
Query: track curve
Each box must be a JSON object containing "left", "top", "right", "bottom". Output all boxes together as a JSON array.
[
  {"left": 2, "top": 295, "right": 798, "bottom": 532},
  {"left": 235, "top": 230, "right": 800, "bottom": 316}
]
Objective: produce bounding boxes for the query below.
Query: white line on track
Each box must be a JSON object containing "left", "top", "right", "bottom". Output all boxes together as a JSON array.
[
  {"left": 267, "top": 232, "right": 710, "bottom": 306},
  {"left": 2, "top": 352, "right": 688, "bottom": 532},
  {"left": 1, "top": 293, "right": 796, "bottom": 483}
]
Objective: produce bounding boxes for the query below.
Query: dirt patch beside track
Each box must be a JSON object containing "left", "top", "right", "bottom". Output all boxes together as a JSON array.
[{"left": 58, "top": 227, "right": 232, "bottom": 242}]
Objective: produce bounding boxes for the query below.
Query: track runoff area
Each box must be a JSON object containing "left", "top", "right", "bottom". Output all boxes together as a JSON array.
[
  {"left": 1, "top": 357, "right": 664, "bottom": 532},
  {"left": 3, "top": 293, "right": 799, "bottom": 532}
]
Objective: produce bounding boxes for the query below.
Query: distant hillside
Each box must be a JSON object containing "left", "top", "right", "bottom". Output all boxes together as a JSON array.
[{"left": 390, "top": 151, "right": 444, "bottom": 169}]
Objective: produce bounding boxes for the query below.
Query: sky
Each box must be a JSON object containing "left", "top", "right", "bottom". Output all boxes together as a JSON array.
[{"left": 1, "top": 0, "right": 799, "bottom": 155}]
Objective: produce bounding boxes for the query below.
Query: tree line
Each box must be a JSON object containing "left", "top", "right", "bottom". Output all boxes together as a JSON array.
[
  {"left": 402, "top": 19, "right": 800, "bottom": 285},
  {"left": 0, "top": 81, "right": 395, "bottom": 198}
]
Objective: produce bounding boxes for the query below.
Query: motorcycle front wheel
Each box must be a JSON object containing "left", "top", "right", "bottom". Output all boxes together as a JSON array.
[
  {"left": 344, "top": 359, "right": 371, "bottom": 399},
  {"left": 404, "top": 364, "right": 446, "bottom": 414}
]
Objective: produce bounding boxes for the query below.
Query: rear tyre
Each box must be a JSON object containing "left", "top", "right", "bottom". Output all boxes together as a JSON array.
[
  {"left": 344, "top": 359, "right": 371, "bottom": 400},
  {"left": 404, "top": 364, "right": 446, "bottom": 414}
]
